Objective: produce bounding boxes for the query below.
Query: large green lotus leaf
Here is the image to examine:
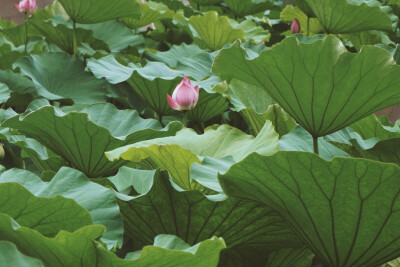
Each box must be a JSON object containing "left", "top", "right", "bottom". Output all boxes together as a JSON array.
[
  {"left": 213, "top": 35, "right": 400, "bottom": 137},
  {"left": 219, "top": 151, "right": 400, "bottom": 267},
  {"left": 188, "top": 11, "right": 244, "bottom": 50},
  {"left": 145, "top": 43, "right": 207, "bottom": 67},
  {"left": 0, "top": 167, "right": 123, "bottom": 249},
  {"left": 122, "top": 1, "right": 175, "bottom": 29},
  {"left": 1, "top": 212, "right": 226, "bottom": 267},
  {"left": 77, "top": 20, "right": 142, "bottom": 52},
  {"left": 88, "top": 56, "right": 226, "bottom": 120},
  {"left": 108, "top": 121, "right": 279, "bottom": 161},
  {"left": 107, "top": 123, "right": 278, "bottom": 190},
  {"left": 57, "top": 0, "right": 141, "bottom": 24},
  {"left": 305, "top": 0, "right": 392, "bottom": 33},
  {"left": 0, "top": 241, "right": 44, "bottom": 267},
  {"left": 0, "top": 183, "right": 92, "bottom": 236},
  {"left": 13, "top": 52, "right": 107, "bottom": 104},
  {"left": 223, "top": 0, "right": 274, "bottom": 17},
  {"left": 3, "top": 101, "right": 182, "bottom": 177},
  {"left": 109, "top": 168, "right": 302, "bottom": 257},
  {"left": 29, "top": 11, "right": 109, "bottom": 54},
  {"left": 279, "top": 126, "right": 350, "bottom": 160}
]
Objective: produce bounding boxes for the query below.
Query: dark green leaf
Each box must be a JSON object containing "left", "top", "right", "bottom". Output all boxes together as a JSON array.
[
  {"left": 213, "top": 36, "right": 400, "bottom": 137},
  {"left": 219, "top": 151, "right": 400, "bottom": 267}
]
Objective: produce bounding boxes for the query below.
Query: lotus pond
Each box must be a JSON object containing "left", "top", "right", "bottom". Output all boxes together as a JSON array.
[{"left": 0, "top": 0, "right": 399, "bottom": 266}]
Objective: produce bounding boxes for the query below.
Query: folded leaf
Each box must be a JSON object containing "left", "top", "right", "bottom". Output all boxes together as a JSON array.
[{"left": 107, "top": 123, "right": 278, "bottom": 190}]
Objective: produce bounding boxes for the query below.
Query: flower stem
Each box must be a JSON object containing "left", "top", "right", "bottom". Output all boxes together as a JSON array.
[
  {"left": 183, "top": 111, "right": 188, "bottom": 127},
  {"left": 157, "top": 113, "right": 165, "bottom": 127},
  {"left": 313, "top": 136, "right": 319, "bottom": 155},
  {"left": 200, "top": 122, "right": 205, "bottom": 132},
  {"left": 307, "top": 16, "right": 310, "bottom": 36},
  {"left": 220, "top": 112, "right": 227, "bottom": 124},
  {"left": 72, "top": 20, "right": 77, "bottom": 58},
  {"left": 24, "top": 13, "right": 28, "bottom": 53}
]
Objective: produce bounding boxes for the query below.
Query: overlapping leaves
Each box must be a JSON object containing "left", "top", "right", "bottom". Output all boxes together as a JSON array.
[{"left": 3, "top": 101, "right": 182, "bottom": 177}]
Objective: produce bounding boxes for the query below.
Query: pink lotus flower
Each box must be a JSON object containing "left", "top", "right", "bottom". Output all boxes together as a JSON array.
[
  {"left": 14, "top": 0, "right": 36, "bottom": 13},
  {"left": 291, "top": 18, "right": 300, "bottom": 34},
  {"left": 167, "top": 77, "right": 199, "bottom": 111}
]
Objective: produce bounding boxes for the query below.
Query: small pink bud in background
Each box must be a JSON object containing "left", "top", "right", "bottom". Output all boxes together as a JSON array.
[
  {"left": 167, "top": 77, "right": 199, "bottom": 111},
  {"left": 14, "top": 0, "right": 36, "bottom": 13},
  {"left": 291, "top": 18, "right": 300, "bottom": 34}
]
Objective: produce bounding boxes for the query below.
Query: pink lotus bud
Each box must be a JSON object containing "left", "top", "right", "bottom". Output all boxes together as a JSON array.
[
  {"left": 291, "top": 18, "right": 300, "bottom": 34},
  {"left": 167, "top": 77, "right": 199, "bottom": 111},
  {"left": 14, "top": 0, "right": 36, "bottom": 13}
]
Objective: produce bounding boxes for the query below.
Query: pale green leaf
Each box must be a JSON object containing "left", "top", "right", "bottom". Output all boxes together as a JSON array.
[
  {"left": 188, "top": 11, "right": 244, "bottom": 50},
  {"left": 107, "top": 123, "right": 278, "bottom": 190}
]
